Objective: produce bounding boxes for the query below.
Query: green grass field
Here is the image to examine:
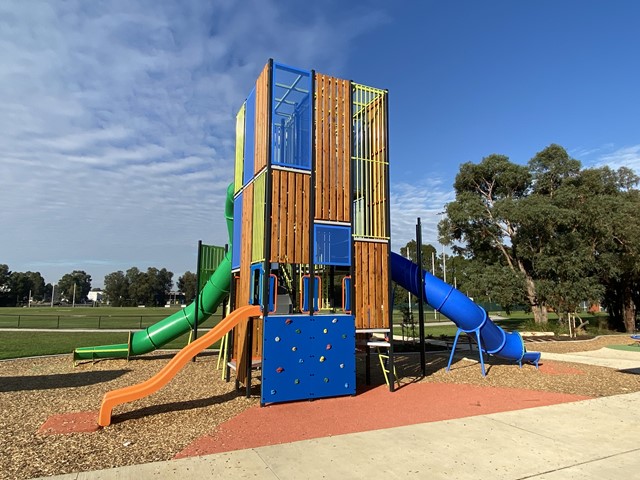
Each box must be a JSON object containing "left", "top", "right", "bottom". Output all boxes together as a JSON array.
[
  {"left": 0, "top": 306, "right": 224, "bottom": 359},
  {"left": 0, "top": 330, "right": 222, "bottom": 360},
  {"left": 0, "top": 306, "right": 616, "bottom": 360},
  {"left": 0, "top": 306, "right": 223, "bottom": 329}
]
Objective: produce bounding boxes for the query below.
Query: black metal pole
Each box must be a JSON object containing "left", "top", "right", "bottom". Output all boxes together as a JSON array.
[
  {"left": 309, "top": 69, "right": 317, "bottom": 316},
  {"left": 416, "top": 218, "right": 426, "bottom": 376},
  {"left": 383, "top": 90, "right": 395, "bottom": 392},
  {"left": 245, "top": 316, "right": 253, "bottom": 398}
]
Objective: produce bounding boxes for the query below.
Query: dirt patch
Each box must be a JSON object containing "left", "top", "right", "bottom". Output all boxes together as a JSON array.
[
  {"left": 38, "top": 411, "right": 100, "bottom": 434},
  {"left": 0, "top": 336, "right": 639, "bottom": 479}
]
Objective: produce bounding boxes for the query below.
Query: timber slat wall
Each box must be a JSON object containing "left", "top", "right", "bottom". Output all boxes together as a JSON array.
[
  {"left": 354, "top": 241, "right": 389, "bottom": 329},
  {"left": 314, "top": 74, "right": 351, "bottom": 222},
  {"left": 254, "top": 62, "right": 269, "bottom": 175},
  {"left": 270, "top": 169, "right": 310, "bottom": 264}
]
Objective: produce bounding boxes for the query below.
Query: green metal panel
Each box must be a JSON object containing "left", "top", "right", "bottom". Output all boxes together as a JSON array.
[{"left": 199, "top": 244, "right": 227, "bottom": 291}]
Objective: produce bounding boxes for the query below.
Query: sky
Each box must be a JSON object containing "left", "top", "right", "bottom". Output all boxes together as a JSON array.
[{"left": 1, "top": 0, "right": 639, "bottom": 288}]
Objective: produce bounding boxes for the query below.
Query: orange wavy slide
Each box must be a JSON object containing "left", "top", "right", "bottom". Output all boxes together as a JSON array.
[{"left": 98, "top": 305, "right": 262, "bottom": 427}]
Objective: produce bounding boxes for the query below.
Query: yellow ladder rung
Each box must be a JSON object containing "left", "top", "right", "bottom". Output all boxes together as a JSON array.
[{"left": 376, "top": 347, "right": 399, "bottom": 388}]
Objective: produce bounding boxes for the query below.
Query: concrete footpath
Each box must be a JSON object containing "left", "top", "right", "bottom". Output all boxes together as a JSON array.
[
  {"left": 541, "top": 347, "right": 640, "bottom": 372},
  {"left": 40, "top": 391, "right": 640, "bottom": 480}
]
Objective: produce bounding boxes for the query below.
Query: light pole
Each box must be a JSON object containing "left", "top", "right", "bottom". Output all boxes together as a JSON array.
[
  {"left": 437, "top": 208, "right": 448, "bottom": 285},
  {"left": 51, "top": 285, "right": 55, "bottom": 307},
  {"left": 442, "top": 243, "right": 447, "bottom": 284}
]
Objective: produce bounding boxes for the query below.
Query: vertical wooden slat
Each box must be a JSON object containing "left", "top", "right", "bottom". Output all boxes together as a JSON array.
[
  {"left": 314, "top": 73, "right": 322, "bottom": 219},
  {"left": 335, "top": 78, "right": 343, "bottom": 222},
  {"left": 353, "top": 242, "right": 364, "bottom": 328},
  {"left": 329, "top": 78, "right": 336, "bottom": 220},
  {"left": 286, "top": 172, "right": 295, "bottom": 261},
  {"left": 372, "top": 243, "right": 378, "bottom": 328},
  {"left": 314, "top": 74, "right": 321, "bottom": 219},
  {"left": 293, "top": 174, "right": 305, "bottom": 259},
  {"left": 339, "top": 78, "right": 346, "bottom": 219},
  {"left": 279, "top": 170, "right": 287, "bottom": 261},
  {"left": 381, "top": 245, "right": 389, "bottom": 328},
  {"left": 302, "top": 173, "right": 310, "bottom": 262},
  {"left": 322, "top": 76, "right": 330, "bottom": 219}
]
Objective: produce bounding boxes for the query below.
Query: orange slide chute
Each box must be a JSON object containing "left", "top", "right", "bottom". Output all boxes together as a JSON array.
[{"left": 98, "top": 305, "right": 262, "bottom": 427}]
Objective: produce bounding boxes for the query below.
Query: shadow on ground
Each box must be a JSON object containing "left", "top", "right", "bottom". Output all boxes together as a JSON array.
[
  {"left": 0, "top": 370, "right": 130, "bottom": 392},
  {"left": 113, "top": 388, "right": 256, "bottom": 424}
]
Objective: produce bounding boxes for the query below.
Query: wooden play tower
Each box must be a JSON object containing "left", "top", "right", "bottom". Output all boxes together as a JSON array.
[{"left": 228, "top": 60, "right": 391, "bottom": 404}]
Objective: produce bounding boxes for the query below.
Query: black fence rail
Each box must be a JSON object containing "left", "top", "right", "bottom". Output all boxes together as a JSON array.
[{"left": 0, "top": 313, "right": 223, "bottom": 330}]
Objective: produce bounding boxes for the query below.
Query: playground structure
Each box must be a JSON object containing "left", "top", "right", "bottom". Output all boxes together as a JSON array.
[{"left": 74, "top": 59, "right": 540, "bottom": 427}]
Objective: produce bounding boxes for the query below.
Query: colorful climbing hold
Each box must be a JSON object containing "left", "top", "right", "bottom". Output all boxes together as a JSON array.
[
  {"left": 326, "top": 344, "right": 332, "bottom": 350},
  {"left": 285, "top": 318, "right": 292, "bottom": 325},
  {"left": 291, "top": 346, "right": 297, "bottom": 351},
  {"left": 274, "top": 336, "right": 280, "bottom": 342},
  {"left": 319, "top": 356, "right": 325, "bottom": 362},
  {"left": 323, "top": 328, "right": 328, "bottom": 334},
  {"left": 276, "top": 367, "right": 284, "bottom": 373}
]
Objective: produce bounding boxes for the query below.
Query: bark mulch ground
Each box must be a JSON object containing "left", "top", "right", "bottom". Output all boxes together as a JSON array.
[{"left": 1, "top": 335, "right": 639, "bottom": 480}]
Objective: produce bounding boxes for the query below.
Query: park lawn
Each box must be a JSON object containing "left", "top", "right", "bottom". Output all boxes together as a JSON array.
[
  {"left": 0, "top": 330, "right": 223, "bottom": 360},
  {"left": 393, "top": 324, "right": 459, "bottom": 338},
  {"left": 0, "top": 306, "right": 223, "bottom": 329}
]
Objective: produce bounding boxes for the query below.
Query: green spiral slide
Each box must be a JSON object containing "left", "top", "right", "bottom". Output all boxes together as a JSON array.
[{"left": 73, "top": 184, "right": 235, "bottom": 361}]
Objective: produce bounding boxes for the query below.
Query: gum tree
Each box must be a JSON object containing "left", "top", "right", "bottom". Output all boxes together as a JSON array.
[{"left": 440, "top": 145, "right": 587, "bottom": 324}]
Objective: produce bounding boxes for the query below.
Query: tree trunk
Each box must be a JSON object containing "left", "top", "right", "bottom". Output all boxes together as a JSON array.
[
  {"left": 519, "top": 262, "right": 548, "bottom": 324},
  {"left": 622, "top": 285, "right": 636, "bottom": 333}
]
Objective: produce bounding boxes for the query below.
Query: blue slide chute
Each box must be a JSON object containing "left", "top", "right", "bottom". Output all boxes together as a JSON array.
[{"left": 390, "top": 252, "right": 540, "bottom": 375}]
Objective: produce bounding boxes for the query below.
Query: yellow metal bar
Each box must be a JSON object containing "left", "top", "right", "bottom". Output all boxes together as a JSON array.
[
  {"left": 234, "top": 103, "right": 246, "bottom": 194},
  {"left": 376, "top": 347, "right": 399, "bottom": 388},
  {"left": 351, "top": 156, "right": 389, "bottom": 164}
]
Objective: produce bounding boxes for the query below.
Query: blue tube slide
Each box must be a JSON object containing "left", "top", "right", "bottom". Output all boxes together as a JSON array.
[{"left": 390, "top": 252, "right": 540, "bottom": 366}]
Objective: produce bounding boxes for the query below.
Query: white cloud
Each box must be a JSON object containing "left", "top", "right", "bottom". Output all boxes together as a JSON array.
[
  {"left": 0, "top": 1, "right": 387, "bottom": 286},
  {"left": 390, "top": 178, "right": 455, "bottom": 252},
  {"left": 596, "top": 145, "right": 640, "bottom": 172}
]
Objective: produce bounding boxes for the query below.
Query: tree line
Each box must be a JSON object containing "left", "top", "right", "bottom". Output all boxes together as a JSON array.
[
  {"left": 436, "top": 143, "right": 640, "bottom": 332},
  {"left": 102, "top": 268, "right": 198, "bottom": 307},
  {"left": 0, "top": 264, "right": 198, "bottom": 307}
]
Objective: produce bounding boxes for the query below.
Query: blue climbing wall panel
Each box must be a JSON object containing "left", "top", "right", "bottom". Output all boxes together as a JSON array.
[{"left": 261, "top": 314, "right": 355, "bottom": 404}]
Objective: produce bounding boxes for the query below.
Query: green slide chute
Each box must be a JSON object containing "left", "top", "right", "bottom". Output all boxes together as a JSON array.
[{"left": 74, "top": 184, "right": 235, "bottom": 361}]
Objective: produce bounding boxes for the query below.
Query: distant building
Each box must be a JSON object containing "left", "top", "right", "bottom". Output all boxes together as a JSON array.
[{"left": 88, "top": 290, "right": 103, "bottom": 303}]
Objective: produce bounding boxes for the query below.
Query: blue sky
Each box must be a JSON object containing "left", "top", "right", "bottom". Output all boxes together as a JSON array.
[{"left": 1, "top": 0, "right": 639, "bottom": 288}]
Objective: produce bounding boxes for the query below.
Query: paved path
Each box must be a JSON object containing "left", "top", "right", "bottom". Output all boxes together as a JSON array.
[
  {"left": 38, "top": 391, "right": 640, "bottom": 479},
  {"left": 541, "top": 347, "right": 640, "bottom": 372}
]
